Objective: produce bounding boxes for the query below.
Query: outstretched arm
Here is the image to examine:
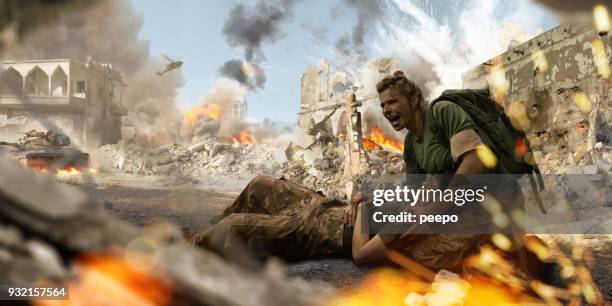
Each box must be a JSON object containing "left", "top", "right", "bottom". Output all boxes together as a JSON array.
[{"left": 351, "top": 204, "right": 393, "bottom": 265}]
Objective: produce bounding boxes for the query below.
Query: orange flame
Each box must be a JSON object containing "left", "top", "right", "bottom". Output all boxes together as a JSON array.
[
  {"left": 33, "top": 254, "right": 173, "bottom": 306},
  {"left": 362, "top": 137, "right": 382, "bottom": 151},
  {"left": 328, "top": 269, "right": 536, "bottom": 306},
  {"left": 362, "top": 127, "right": 404, "bottom": 153},
  {"left": 56, "top": 167, "right": 98, "bottom": 176},
  {"left": 330, "top": 248, "right": 543, "bottom": 306},
  {"left": 184, "top": 103, "right": 221, "bottom": 125},
  {"left": 230, "top": 130, "right": 255, "bottom": 144},
  {"left": 20, "top": 159, "right": 97, "bottom": 176}
]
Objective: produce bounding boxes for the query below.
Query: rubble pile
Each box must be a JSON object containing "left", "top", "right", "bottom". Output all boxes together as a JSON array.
[
  {"left": 283, "top": 144, "right": 348, "bottom": 199},
  {"left": 0, "top": 155, "right": 333, "bottom": 306},
  {"left": 95, "top": 142, "right": 284, "bottom": 177},
  {"left": 282, "top": 142, "right": 406, "bottom": 200}
]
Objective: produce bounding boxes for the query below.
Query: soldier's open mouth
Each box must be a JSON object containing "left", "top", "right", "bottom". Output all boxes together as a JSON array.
[{"left": 388, "top": 115, "right": 401, "bottom": 127}]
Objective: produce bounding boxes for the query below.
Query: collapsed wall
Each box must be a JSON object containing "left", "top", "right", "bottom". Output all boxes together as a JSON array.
[{"left": 462, "top": 24, "right": 612, "bottom": 173}]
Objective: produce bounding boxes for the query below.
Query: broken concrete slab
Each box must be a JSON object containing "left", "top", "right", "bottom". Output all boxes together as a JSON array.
[
  {"left": 189, "top": 140, "right": 210, "bottom": 153},
  {"left": 211, "top": 143, "right": 232, "bottom": 158}
]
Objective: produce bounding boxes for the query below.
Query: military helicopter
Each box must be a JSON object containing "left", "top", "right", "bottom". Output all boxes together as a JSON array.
[{"left": 156, "top": 53, "right": 186, "bottom": 76}]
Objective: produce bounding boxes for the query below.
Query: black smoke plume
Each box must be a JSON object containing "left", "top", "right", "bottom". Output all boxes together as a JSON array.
[
  {"left": 335, "top": 0, "right": 387, "bottom": 55},
  {"left": 219, "top": 0, "right": 296, "bottom": 89},
  {"left": 219, "top": 59, "right": 266, "bottom": 90}
]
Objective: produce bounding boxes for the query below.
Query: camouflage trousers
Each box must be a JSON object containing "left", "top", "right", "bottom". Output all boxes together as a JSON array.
[{"left": 196, "top": 175, "right": 352, "bottom": 261}]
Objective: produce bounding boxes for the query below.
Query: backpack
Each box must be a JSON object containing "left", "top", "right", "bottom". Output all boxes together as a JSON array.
[{"left": 426, "top": 89, "right": 547, "bottom": 213}]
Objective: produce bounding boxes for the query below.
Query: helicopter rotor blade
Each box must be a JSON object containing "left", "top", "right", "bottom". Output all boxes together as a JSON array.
[
  {"left": 176, "top": 52, "right": 189, "bottom": 61},
  {"left": 162, "top": 54, "right": 173, "bottom": 62}
]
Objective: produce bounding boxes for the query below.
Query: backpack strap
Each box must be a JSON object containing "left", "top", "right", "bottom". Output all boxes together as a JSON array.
[{"left": 403, "top": 132, "right": 426, "bottom": 186}]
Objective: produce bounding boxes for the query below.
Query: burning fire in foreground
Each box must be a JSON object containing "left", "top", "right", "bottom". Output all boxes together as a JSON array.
[
  {"left": 33, "top": 254, "right": 173, "bottom": 306},
  {"left": 328, "top": 268, "right": 536, "bottom": 306},
  {"left": 184, "top": 103, "right": 221, "bottom": 125},
  {"left": 229, "top": 130, "right": 256, "bottom": 144},
  {"left": 362, "top": 127, "right": 404, "bottom": 153},
  {"left": 330, "top": 241, "right": 605, "bottom": 306}
]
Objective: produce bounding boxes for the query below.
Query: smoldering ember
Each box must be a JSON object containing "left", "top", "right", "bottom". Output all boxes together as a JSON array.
[{"left": 0, "top": 1, "right": 611, "bottom": 306}]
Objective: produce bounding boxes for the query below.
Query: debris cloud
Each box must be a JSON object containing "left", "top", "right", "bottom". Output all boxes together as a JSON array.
[{"left": 5, "top": 0, "right": 184, "bottom": 147}]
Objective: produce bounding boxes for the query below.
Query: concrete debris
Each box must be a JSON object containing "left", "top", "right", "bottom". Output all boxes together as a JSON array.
[
  {"left": 95, "top": 142, "right": 284, "bottom": 177},
  {"left": 282, "top": 143, "right": 405, "bottom": 200},
  {"left": 0, "top": 154, "right": 333, "bottom": 306},
  {"left": 285, "top": 142, "right": 304, "bottom": 161}
]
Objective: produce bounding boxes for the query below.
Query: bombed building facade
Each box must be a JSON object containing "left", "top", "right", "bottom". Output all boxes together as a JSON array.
[
  {"left": 463, "top": 24, "right": 612, "bottom": 173},
  {"left": 0, "top": 58, "right": 127, "bottom": 148},
  {"left": 297, "top": 58, "right": 400, "bottom": 146},
  {"left": 291, "top": 58, "right": 405, "bottom": 199}
]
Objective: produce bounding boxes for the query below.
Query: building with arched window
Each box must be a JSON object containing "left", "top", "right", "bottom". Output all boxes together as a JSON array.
[{"left": 0, "top": 58, "right": 127, "bottom": 148}]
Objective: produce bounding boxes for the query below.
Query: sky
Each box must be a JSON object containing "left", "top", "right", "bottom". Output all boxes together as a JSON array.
[
  {"left": 130, "top": 0, "right": 356, "bottom": 123},
  {"left": 130, "top": 0, "right": 558, "bottom": 123}
]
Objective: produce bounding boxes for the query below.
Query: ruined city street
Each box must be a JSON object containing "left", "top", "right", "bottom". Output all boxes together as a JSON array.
[
  {"left": 58, "top": 171, "right": 612, "bottom": 299},
  {"left": 77, "top": 172, "right": 249, "bottom": 232},
  {"left": 3, "top": 1, "right": 612, "bottom": 303}
]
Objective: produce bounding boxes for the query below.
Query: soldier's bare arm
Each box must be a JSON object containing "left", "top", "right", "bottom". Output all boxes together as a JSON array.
[{"left": 351, "top": 204, "right": 392, "bottom": 265}]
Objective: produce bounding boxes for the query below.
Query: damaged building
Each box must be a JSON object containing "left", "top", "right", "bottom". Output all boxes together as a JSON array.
[
  {"left": 231, "top": 98, "right": 247, "bottom": 121},
  {"left": 297, "top": 58, "right": 398, "bottom": 144},
  {"left": 289, "top": 58, "right": 405, "bottom": 199},
  {"left": 463, "top": 24, "right": 612, "bottom": 172},
  {"left": 0, "top": 58, "right": 128, "bottom": 148},
  {"left": 298, "top": 59, "right": 348, "bottom": 145}
]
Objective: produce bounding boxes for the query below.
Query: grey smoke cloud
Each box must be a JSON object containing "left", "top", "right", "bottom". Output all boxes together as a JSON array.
[
  {"left": 336, "top": 0, "right": 387, "bottom": 55},
  {"left": 220, "top": 0, "right": 296, "bottom": 89},
  {"left": 5, "top": 0, "right": 184, "bottom": 147}
]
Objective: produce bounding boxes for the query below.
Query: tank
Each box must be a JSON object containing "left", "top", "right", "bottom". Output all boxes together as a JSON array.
[{"left": 0, "top": 130, "right": 90, "bottom": 172}]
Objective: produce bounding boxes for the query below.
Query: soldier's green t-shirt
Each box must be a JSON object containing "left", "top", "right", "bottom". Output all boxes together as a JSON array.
[
  {"left": 403, "top": 100, "right": 482, "bottom": 178},
  {"left": 395, "top": 100, "right": 528, "bottom": 271}
]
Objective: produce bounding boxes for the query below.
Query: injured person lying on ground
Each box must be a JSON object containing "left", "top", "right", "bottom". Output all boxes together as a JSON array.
[
  {"left": 190, "top": 174, "right": 550, "bottom": 280},
  {"left": 190, "top": 174, "right": 489, "bottom": 271}
]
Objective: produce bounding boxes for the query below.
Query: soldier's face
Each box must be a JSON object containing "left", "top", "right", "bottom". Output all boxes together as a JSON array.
[{"left": 380, "top": 87, "right": 415, "bottom": 131}]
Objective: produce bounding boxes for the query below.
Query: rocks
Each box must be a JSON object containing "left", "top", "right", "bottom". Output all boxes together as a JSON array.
[
  {"left": 188, "top": 140, "right": 209, "bottom": 153},
  {"left": 95, "top": 142, "right": 284, "bottom": 177},
  {"left": 212, "top": 154, "right": 235, "bottom": 168},
  {"left": 210, "top": 143, "right": 231, "bottom": 158},
  {"left": 282, "top": 144, "right": 349, "bottom": 199},
  {"left": 313, "top": 158, "right": 330, "bottom": 170},
  {"left": 281, "top": 141, "right": 406, "bottom": 200}
]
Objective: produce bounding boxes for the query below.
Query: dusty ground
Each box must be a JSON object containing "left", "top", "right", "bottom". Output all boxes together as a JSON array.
[
  {"left": 59, "top": 171, "right": 611, "bottom": 298},
  {"left": 61, "top": 172, "right": 249, "bottom": 231},
  {"left": 60, "top": 171, "right": 373, "bottom": 289}
]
